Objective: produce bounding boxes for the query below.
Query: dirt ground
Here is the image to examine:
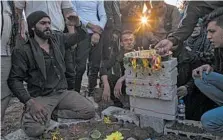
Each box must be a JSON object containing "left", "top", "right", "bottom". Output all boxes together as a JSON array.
[
  {"left": 43, "top": 121, "right": 191, "bottom": 140},
  {"left": 1, "top": 97, "right": 205, "bottom": 140},
  {"left": 1, "top": 98, "right": 23, "bottom": 136}
]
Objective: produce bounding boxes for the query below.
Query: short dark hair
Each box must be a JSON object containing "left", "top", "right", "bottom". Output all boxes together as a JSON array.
[
  {"left": 204, "top": 7, "right": 223, "bottom": 29},
  {"left": 121, "top": 30, "right": 134, "bottom": 40},
  {"left": 121, "top": 30, "right": 133, "bottom": 36}
]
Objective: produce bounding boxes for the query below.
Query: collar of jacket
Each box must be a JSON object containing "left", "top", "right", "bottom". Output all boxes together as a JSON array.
[{"left": 28, "top": 37, "right": 65, "bottom": 80}]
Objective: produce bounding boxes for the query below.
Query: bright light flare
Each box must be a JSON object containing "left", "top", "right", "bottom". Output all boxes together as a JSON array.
[{"left": 141, "top": 16, "right": 148, "bottom": 24}]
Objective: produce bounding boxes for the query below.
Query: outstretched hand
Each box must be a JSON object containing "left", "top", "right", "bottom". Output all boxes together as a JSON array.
[
  {"left": 66, "top": 12, "right": 80, "bottom": 26},
  {"left": 154, "top": 39, "right": 173, "bottom": 55}
]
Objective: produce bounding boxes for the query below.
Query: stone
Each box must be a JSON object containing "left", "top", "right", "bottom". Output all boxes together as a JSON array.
[
  {"left": 129, "top": 96, "right": 178, "bottom": 117},
  {"left": 132, "top": 107, "right": 176, "bottom": 120},
  {"left": 101, "top": 106, "right": 139, "bottom": 126},
  {"left": 140, "top": 115, "right": 165, "bottom": 133},
  {"left": 126, "top": 68, "right": 178, "bottom": 86},
  {"left": 125, "top": 67, "right": 178, "bottom": 100},
  {"left": 164, "top": 120, "right": 217, "bottom": 140},
  {"left": 126, "top": 84, "right": 177, "bottom": 100},
  {"left": 127, "top": 137, "right": 137, "bottom": 140},
  {"left": 124, "top": 58, "right": 178, "bottom": 80},
  {"left": 161, "top": 58, "right": 178, "bottom": 72},
  {"left": 58, "top": 118, "right": 90, "bottom": 126},
  {"left": 4, "top": 129, "right": 32, "bottom": 140},
  {"left": 57, "top": 113, "right": 101, "bottom": 126}
]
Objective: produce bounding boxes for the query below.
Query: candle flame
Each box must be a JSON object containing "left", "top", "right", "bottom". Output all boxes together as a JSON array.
[
  {"left": 142, "top": 3, "right": 148, "bottom": 14},
  {"left": 141, "top": 3, "right": 148, "bottom": 24}
]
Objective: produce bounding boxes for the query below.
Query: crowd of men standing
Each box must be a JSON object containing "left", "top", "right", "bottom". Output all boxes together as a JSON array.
[{"left": 1, "top": 0, "right": 223, "bottom": 139}]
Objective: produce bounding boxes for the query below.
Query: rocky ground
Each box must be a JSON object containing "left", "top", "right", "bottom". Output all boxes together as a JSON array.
[
  {"left": 1, "top": 98, "right": 23, "bottom": 136},
  {"left": 1, "top": 74, "right": 212, "bottom": 140},
  {"left": 2, "top": 97, "right": 211, "bottom": 140}
]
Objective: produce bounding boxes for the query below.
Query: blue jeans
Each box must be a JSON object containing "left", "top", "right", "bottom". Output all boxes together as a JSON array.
[{"left": 194, "top": 72, "right": 223, "bottom": 136}]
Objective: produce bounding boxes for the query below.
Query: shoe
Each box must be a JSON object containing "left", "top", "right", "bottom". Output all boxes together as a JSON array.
[{"left": 86, "top": 96, "right": 99, "bottom": 109}]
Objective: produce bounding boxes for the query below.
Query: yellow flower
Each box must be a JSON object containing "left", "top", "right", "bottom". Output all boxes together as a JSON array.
[
  {"left": 142, "top": 58, "right": 148, "bottom": 68},
  {"left": 103, "top": 116, "right": 112, "bottom": 124},
  {"left": 131, "top": 58, "right": 137, "bottom": 70},
  {"left": 152, "top": 55, "right": 161, "bottom": 71},
  {"left": 104, "top": 131, "right": 124, "bottom": 140},
  {"left": 51, "top": 129, "right": 63, "bottom": 140}
]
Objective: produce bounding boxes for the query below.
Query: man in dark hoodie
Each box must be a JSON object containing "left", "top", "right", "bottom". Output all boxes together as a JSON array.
[
  {"left": 192, "top": 11, "right": 223, "bottom": 138},
  {"left": 7, "top": 11, "right": 95, "bottom": 137}
]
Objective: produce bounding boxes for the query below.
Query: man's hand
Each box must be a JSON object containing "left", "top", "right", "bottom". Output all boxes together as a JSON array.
[
  {"left": 92, "top": 25, "right": 103, "bottom": 34},
  {"left": 87, "top": 23, "right": 103, "bottom": 34},
  {"left": 26, "top": 99, "right": 48, "bottom": 124},
  {"left": 177, "top": 86, "right": 188, "bottom": 99},
  {"left": 192, "top": 64, "right": 213, "bottom": 78},
  {"left": 114, "top": 79, "right": 123, "bottom": 99},
  {"left": 102, "top": 83, "right": 111, "bottom": 102},
  {"left": 91, "top": 33, "right": 100, "bottom": 46},
  {"left": 66, "top": 12, "right": 80, "bottom": 26},
  {"left": 154, "top": 39, "right": 173, "bottom": 55}
]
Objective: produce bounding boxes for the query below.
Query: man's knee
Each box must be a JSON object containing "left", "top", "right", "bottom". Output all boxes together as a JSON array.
[
  {"left": 82, "top": 103, "right": 95, "bottom": 119},
  {"left": 22, "top": 122, "right": 46, "bottom": 137},
  {"left": 194, "top": 72, "right": 218, "bottom": 88},
  {"left": 194, "top": 72, "right": 209, "bottom": 88},
  {"left": 76, "top": 64, "right": 86, "bottom": 75},
  {"left": 201, "top": 111, "right": 222, "bottom": 134},
  {"left": 194, "top": 72, "right": 216, "bottom": 82},
  {"left": 88, "top": 66, "right": 100, "bottom": 76},
  {"left": 21, "top": 113, "right": 46, "bottom": 137}
]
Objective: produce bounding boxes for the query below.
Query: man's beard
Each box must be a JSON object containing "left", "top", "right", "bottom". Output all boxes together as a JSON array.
[{"left": 34, "top": 27, "right": 52, "bottom": 40}]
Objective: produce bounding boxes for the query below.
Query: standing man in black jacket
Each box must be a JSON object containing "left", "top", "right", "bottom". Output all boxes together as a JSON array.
[
  {"left": 155, "top": 1, "right": 223, "bottom": 55},
  {"left": 102, "top": 0, "right": 122, "bottom": 89},
  {"left": 7, "top": 11, "right": 95, "bottom": 137}
]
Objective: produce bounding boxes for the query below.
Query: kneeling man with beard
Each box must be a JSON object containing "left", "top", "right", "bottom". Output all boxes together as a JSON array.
[{"left": 7, "top": 11, "right": 95, "bottom": 137}]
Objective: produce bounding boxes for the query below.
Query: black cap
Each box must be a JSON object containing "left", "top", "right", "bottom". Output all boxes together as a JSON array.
[{"left": 27, "top": 11, "right": 50, "bottom": 37}]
